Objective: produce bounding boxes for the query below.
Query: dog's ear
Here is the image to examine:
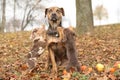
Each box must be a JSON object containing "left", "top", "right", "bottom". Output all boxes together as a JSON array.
[
  {"left": 45, "top": 8, "right": 48, "bottom": 17},
  {"left": 60, "top": 8, "right": 65, "bottom": 16}
]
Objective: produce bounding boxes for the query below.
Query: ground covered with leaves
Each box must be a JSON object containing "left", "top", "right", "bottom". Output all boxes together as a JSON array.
[{"left": 0, "top": 25, "right": 120, "bottom": 80}]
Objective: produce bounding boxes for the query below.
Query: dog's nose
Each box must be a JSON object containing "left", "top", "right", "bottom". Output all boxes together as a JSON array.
[{"left": 52, "top": 13, "right": 56, "bottom": 17}]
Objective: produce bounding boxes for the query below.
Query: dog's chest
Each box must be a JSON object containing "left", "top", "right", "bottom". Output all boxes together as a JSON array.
[
  {"left": 47, "top": 29, "right": 59, "bottom": 37},
  {"left": 46, "top": 29, "right": 60, "bottom": 44}
]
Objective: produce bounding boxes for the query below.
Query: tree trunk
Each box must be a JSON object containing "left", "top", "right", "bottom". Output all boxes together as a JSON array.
[
  {"left": 0, "top": 0, "right": 6, "bottom": 33},
  {"left": 76, "top": 0, "right": 94, "bottom": 35}
]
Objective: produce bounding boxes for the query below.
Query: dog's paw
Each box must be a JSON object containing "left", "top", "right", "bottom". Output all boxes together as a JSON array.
[{"left": 52, "top": 66, "right": 57, "bottom": 74}]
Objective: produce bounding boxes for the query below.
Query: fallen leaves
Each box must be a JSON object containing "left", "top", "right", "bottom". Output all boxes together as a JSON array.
[
  {"left": 63, "top": 69, "right": 68, "bottom": 75},
  {"left": 80, "top": 65, "right": 87, "bottom": 71},
  {"left": 0, "top": 25, "right": 120, "bottom": 79},
  {"left": 20, "top": 64, "right": 29, "bottom": 71}
]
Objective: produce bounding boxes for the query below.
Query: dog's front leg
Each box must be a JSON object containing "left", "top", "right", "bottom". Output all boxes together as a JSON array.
[
  {"left": 45, "top": 52, "right": 50, "bottom": 70},
  {"left": 49, "top": 48, "right": 57, "bottom": 75}
]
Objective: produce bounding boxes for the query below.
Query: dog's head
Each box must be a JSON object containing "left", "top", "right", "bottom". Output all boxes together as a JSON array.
[
  {"left": 45, "top": 7, "right": 65, "bottom": 29},
  {"left": 45, "top": 7, "right": 65, "bottom": 22},
  {"left": 63, "top": 27, "right": 76, "bottom": 42}
]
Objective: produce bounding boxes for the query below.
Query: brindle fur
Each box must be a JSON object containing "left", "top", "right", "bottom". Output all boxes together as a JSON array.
[
  {"left": 45, "top": 7, "right": 65, "bottom": 36},
  {"left": 45, "top": 7, "right": 66, "bottom": 75}
]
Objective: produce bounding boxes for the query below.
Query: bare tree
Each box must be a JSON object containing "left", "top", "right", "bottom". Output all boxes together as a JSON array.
[
  {"left": 93, "top": 5, "right": 108, "bottom": 25},
  {"left": 0, "top": 0, "right": 49, "bottom": 32},
  {"left": 76, "top": 0, "right": 94, "bottom": 35},
  {"left": 19, "top": 0, "right": 45, "bottom": 31},
  {"left": 13, "top": 0, "right": 16, "bottom": 32},
  {"left": 0, "top": 0, "right": 6, "bottom": 32},
  {"left": 0, "top": 1, "right": 1, "bottom": 21},
  {"left": 6, "top": 18, "right": 21, "bottom": 32}
]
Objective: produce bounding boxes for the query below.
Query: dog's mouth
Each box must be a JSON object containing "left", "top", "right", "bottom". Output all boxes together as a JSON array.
[
  {"left": 51, "top": 17, "right": 58, "bottom": 22},
  {"left": 50, "top": 14, "right": 58, "bottom": 22}
]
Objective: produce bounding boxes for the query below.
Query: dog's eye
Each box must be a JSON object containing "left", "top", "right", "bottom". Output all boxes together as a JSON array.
[
  {"left": 49, "top": 9, "right": 52, "bottom": 13},
  {"left": 56, "top": 9, "right": 60, "bottom": 13}
]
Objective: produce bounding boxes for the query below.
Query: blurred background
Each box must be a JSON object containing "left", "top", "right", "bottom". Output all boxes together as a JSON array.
[{"left": 0, "top": 0, "right": 120, "bottom": 32}]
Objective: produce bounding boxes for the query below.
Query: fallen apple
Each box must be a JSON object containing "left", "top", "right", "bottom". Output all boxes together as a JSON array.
[
  {"left": 88, "top": 67, "right": 93, "bottom": 72},
  {"left": 96, "top": 63, "right": 104, "bottom": 72},
  {"left": 118, "top": 64, "right": 120, "bottom": 68},
  {"left": 80, "top": 65, "right": 87, "bottom": 71},
  {"left": 109, "top": 68, "right": 116, "bottom": 73}
]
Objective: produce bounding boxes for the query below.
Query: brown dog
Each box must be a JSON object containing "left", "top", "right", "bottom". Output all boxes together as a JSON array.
[
  {"left": 45, "top": 7, "right": 65, "bottom": 35},
  {"left": 57, "top": 27, "right": 80, "bottom": 72},
  {"left": 63, "top": 28, "right": 80, "bottom": 72},
  {"left": 45, "top": 7, "right": 67, "bottom": 75},
  {"left": 27, "top": 25, "right": 67, "bottom": 72}
]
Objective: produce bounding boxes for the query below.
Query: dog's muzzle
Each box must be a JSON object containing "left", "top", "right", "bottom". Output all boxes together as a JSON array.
[{"left": 51, "top": 13, "right": 58, "bottom": 22}]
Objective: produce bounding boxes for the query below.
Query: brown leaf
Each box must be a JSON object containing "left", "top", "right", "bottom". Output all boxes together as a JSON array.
[
  {"left": 40, "top": 74, "right": 49, "bottom": 78},
  {"left": 108, "top": 74, "right": 116, "bottom": 80},
  {"left": 20, "top": 64, "right": 29, "bottom": 71}
]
